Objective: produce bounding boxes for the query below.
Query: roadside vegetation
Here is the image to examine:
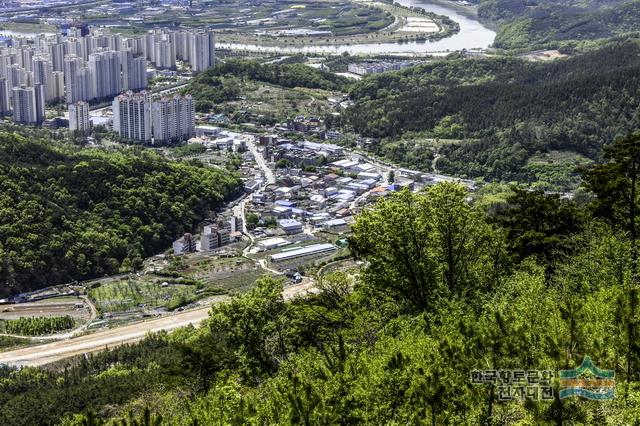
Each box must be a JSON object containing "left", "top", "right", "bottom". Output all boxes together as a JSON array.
[{"left": 0, "top": 316, "right": 75, "bottom": 336}]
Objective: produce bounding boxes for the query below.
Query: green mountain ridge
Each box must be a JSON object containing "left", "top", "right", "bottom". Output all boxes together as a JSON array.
[
  {"left": 468, "top": 0, "right": 640, "bottom": 49},
  {"left": 345, "top": 38, "right": 640, "bottom": 187}
]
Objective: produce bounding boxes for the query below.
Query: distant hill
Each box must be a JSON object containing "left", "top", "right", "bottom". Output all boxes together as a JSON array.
[
  {"left": 345, "top": 38, "right": 640, "bottom": 186},
  {"left": 474, "top": 0, "right": 640, "bottom": 49}
]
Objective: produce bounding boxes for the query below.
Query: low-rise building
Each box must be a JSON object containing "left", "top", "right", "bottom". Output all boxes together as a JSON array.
[
  {"left": 322, "top": 218, "right": 348, "bottom": 231},
  {"left": 270, "top": 243, "right": 336, "bottom": 262},
  {"left": 200, "top": 231, "right": 220, "bottom": 251},
  {"left": 173, "top": 233, "right": 197, "bottom": 255},
  {"left": 257, "top": 237, "right": 291, "bottom": 251},
  {"left": 279, "top": 219, "right": 303, "bottom": 234}
]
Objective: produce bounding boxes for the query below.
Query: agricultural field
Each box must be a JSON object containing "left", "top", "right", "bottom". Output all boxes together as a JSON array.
[
  {"left": 107, "top": 0, "right": 393, "bottom": 38},
  {"left": 0, "top": 298, "right": 90, "bottom": 321},
  {"left": 0, "top": 335, "right": 29, "bottom": 350},
  {"left": 0, "top": 316, "right": 75, "bottom": 336},
  {"left": 88, "top": 278, "right": 203, "bottom": 314},
  {"left": 211, "top": 79, "right": 339, "bottom": 125},
  {"left": 180, "top": 254, "right": 268, "bottom": 293},
  {"left": 90, "top": 251, "right": 268, "bottom": 316}
]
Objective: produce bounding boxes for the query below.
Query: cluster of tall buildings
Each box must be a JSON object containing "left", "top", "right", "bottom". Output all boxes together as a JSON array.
[
  {"left": 0, "top": 27, "right": 215, "bottom": 125},
  {"left": 112, "top": 91, "right": 195, "bottom": 144}
]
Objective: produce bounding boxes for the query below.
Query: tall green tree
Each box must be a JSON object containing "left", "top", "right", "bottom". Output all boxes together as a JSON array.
[
  {"left": 349, "top": 183, "right": 495, "bottom": 311},
  {"left": 583, "top": 133, "right": 640, "bottom": 384}
]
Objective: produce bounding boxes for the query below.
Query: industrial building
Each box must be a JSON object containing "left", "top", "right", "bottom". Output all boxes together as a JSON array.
[{"left": 270, "top": 243, "right": 337, "bottom": 262}]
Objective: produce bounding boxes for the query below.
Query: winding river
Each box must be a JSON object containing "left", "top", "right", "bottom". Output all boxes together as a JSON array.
[{"left": 218, "top": 0, "right": 496, "bottom": 55}]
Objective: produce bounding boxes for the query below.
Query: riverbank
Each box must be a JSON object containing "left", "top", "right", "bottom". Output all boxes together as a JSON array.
[
  {"left": 218, "top": 0, "right": 495, "bottom": 56},
  {"left": 216, "top": 1, "right": 459, "bottom": 48}
]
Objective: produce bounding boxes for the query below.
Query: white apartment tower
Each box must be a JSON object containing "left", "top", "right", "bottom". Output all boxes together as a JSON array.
[
  {"left": 121, "top": 50, "right": 147, "bottom": 91},
  {"left": 50, "top": 71, "right": 65, "bottom": 102},
  {"left": 151, "top": 94, "right": 195, "bottom": 144},
  {"left": 64, "top": 55, "right": 84, "bottom": 104},
  {"left": 12, "top": 84, "right": 45, "bottom": 124},
  {"left": 154, "top": 40, "right": 175, "bottom": 70},
  {"left": 0, "top": 78, "right": 10, "bottom": 115},
  {"left": 89, "top": 51, "right": 121, "bottom": 99},
  {"left": 48, "top": 43, "right": 65, "bottom": 72},
  {"left": 32, "top": 56, "right": 54, "bottom": 101},
  {"left": 68, "top": 101, "right": 91, "bottom": 133},
  {"left": 189, "top": 31, "right": 215, "bottom": 73},
  {"left": 112, "top": 91, "right": 152, "bottom": 143}
]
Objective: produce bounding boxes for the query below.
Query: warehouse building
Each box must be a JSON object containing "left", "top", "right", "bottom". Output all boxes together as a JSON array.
[{"left": 270, "top": 243, "right": 336, "bottom": 262}]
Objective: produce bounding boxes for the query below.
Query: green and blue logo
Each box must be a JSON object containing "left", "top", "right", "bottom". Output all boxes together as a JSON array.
[{"left": 559, "top": 356, "right": 615, "bottom": 400}]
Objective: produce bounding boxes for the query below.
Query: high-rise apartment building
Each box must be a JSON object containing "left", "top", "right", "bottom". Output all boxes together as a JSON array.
[
  {"left": 50, "top": 71, "right": 65, "bottom": 102},
  {"left": 112, "top": 90, "right": 152, "bottom": 143},
  {"left": 151, "top": 94, "right": 195, "bottom": 144},
  {"left": 12, "top": 84, "right": 45, "bottom": 124},
  {"left": 121, "top": 50, "right": 147, "bottom": 91},
  {"left": 68, "top": 100, "right": 91, "bottom": 133},
  {"left": 64, "top": 55, "right": 84, "bottom": 104},
  {"left": 89, "top": 50, "right": 121, "bottom": 99},
  {"left": 32, "top": 56, "right": 53, "bottom": 101},
  {"left": 0, "top": 78, "right": 10, "bottom": 115},
  {"left": 154, "top": 40, "right": 175, "bottom": 70},
  {"left": 189, "top": 31, "right": 215, "bottom": 72}
]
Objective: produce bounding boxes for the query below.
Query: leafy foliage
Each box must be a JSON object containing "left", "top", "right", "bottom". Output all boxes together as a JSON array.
[
  {"left": 345, "top": 39, "right": 640, "bottom": 185},
  {"left": 477, "top": 0, "right": 639, "bottom": 49},
  {"left": 0, "top": 131, "right": 242, "bottom": 294},
  {"left": 186, "top": 59, "right": 349, "bottom": 112},
  {"left": 0, "top": 316, "right": 75, "bottom": 336},
  {"left": 6, "top": 132, "right": 640, "bottom": 423}
]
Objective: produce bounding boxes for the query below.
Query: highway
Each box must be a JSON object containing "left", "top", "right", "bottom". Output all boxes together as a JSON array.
[{"left": 0, "top": 281, "right": 315, "bottom": 367}]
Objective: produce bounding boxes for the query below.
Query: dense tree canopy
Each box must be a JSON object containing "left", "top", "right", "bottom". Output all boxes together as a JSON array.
[
  {"left": 476, "top": 0, "right": 640, "bottom": 49},
  {"left": 0, "top": 131, "right": 242, "bottom": 294},
  {"left": 345, "top": 39, "right": 640, "bottom": 186}
]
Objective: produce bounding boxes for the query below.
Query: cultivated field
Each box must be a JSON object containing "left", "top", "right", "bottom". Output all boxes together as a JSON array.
[{"left": 0, "top": 299, "right": 90, "bottom": 321}]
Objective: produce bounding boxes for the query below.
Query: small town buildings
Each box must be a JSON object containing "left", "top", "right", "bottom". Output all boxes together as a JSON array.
[
  {"left": 257, "top": 237, "right": 291, "bottom": 251},
  {"left": 322, "top": 218, "right": 348, "bottom": 231}
]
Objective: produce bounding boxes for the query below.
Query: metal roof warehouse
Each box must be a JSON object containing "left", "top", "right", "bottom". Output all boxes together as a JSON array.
[{"left": 270, "top": 243, "right": 336, "bottom": 262}]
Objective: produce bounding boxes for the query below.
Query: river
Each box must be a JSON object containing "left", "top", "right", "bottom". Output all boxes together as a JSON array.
[
  {"left": 218, "top": 0, "right": 496, "bottom": 55},
  {"left": 0, "top": 0, "right": 494, "bottom": 55}
]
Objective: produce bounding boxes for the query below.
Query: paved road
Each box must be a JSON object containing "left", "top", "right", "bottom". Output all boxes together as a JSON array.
[
  {"left": 247, "top": 138, "right": 276, "bottom": 185},
  {"left": 0, "top": 282, "right": 315, "bottom": 367}
]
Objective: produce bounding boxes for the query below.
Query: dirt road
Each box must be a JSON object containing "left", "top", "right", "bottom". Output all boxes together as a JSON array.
[{"left": 0, "top": 281, "right": 316, "bottom": 368}]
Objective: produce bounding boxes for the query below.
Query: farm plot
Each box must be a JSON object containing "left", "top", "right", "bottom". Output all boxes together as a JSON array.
[
  {"left": 88, "top": 279, "right": 199, "bottom": 314},
  {"left": 0, "top": 299, "right": 90, "bottom": 321},
  {"left": 183, "top": 256, "right": 268, "bottom": 294}
]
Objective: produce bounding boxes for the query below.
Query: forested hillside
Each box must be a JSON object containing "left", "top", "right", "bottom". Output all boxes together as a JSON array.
[
  {"left": 475, "top": 0, "right": 640, "bottom": 49},
  {"left": 345, "top": 39, "right": 640, "bottom": 185},
  {"left": 0, "top": 131, "right": 242, "bottom": 295},
  {"left": 4, "top": 135, "right": 640, "bottom": 424}
]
